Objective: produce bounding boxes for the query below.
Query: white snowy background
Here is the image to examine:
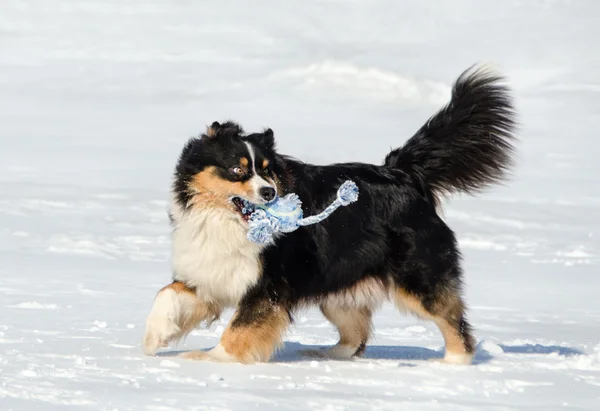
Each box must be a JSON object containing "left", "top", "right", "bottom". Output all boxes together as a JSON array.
[{"left": 1, "top": 0, "right": 599, "bottom": 409}]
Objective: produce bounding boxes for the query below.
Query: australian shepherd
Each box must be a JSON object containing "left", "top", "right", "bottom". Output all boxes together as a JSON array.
[{"left": 142, "top": 64, "right": 516, "bottom": 365}]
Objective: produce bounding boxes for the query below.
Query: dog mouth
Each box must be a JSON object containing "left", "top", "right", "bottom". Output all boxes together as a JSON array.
[{"left": 231, "top": 197, "right": 256, "bottom": 222}]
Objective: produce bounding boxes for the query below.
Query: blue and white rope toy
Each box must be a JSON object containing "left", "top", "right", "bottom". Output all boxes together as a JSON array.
[{"left": 243, "top": 180, "right": 359, "bottom": 244}]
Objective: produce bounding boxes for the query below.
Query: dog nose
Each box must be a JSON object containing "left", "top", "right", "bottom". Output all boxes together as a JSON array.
[{"left": 259, "top": 187, "right": 276, "bottom": 202}]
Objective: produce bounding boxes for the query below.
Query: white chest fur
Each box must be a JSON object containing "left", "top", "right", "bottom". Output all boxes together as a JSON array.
[{"left": 170, "top": 202, "right": 264, "bottom": 307}]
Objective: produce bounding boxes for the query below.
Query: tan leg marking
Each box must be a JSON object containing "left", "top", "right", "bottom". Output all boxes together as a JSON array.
[
  {"left": 303, "top": 303, "right": 373, "bottom": 360},
  {"left": 393, "top": 288, "right": 474, "bottom": 365},
  {"left": 180, "top": 302, "right": 290, "bottom": 364}
]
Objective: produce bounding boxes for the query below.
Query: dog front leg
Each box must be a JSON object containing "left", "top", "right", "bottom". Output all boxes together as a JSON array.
[
  {"left": 179, "top": 296, "right": 290, "bottom": 364},
  {"left": 142, "top": 281, "right": 220, "bottom": 355}
]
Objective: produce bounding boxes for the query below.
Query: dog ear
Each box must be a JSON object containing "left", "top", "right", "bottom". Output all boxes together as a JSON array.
[
  {"left": 203, "top": 121, "right": 244, "bottom": 140},
  {"left": 257, "top": 128, "right": 275, "bottom": 150},
  {"left": 204, "top": 121, "right": 222, "bottom": 139}
]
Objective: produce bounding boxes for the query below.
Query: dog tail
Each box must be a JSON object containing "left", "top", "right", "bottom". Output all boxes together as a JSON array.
[{"left": 384, "top": 64, "right": 517, "bottom": 203}]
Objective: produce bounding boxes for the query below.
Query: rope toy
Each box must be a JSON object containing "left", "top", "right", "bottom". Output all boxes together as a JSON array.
[{"left": 243, "top": 180, "right": 359, "bottom": 244}]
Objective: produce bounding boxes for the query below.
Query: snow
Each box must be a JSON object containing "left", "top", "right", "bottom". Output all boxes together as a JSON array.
[{"left": 1, "top": 0, "right": 600, "bottom": 409}]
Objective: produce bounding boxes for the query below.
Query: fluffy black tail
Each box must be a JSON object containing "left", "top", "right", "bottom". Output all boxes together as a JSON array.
[{"left": 384, "top": 64, "right": 517, "bottom": 202}]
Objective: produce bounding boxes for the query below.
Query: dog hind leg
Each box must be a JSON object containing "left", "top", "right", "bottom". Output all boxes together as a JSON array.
[
  {"left": 301, "top": 303, "right": 373, "bottom": 360},
  {"left": 393, "top": 285, "right": 475, "bottom": 364}
]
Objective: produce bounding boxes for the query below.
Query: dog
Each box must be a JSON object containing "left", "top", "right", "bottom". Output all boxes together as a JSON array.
[{"left": 142, "top": 64, "right": 516, "bottom": 365}]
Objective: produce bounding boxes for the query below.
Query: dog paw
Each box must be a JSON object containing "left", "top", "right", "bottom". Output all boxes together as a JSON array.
[
  {"left": 142, "top": 320, "right": 181, "bottom": 355},
  {"left": 178, "top": 350, "right": 212, "bottom": 361},
  {"left": 429, "top": 353, "right": 473, "bottom": 365},
  {"left": 142, "top": 288, "right": 185, "bottom": 355},
  {"left": 178, "top": 345, "right": 244, "bottom": 363}
]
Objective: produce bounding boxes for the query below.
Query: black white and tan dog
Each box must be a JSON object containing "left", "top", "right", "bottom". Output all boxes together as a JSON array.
[{"left": 142, "top": 64, "right": 517, "bottom": 365}]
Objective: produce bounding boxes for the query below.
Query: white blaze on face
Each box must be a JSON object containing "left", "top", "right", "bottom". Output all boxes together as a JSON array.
[{"left": 244, "top": 141, "right": 276, "bottom": 203}]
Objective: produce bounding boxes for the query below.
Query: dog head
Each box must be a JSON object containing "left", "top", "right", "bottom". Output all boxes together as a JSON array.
[{"left": 173, "top": 121, "right": 282, "bottom": 223}]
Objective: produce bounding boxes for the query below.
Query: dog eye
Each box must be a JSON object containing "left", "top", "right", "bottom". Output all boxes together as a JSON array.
[{"left": 229, "top": 167, "right": 244, "bottom": 176}]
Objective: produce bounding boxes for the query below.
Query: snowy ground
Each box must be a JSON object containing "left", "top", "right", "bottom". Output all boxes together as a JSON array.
[{"left": 1, "top": 0, "right": 600, "bottom": 409}]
